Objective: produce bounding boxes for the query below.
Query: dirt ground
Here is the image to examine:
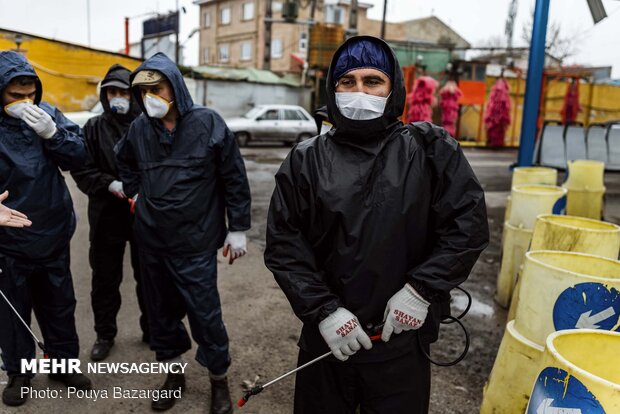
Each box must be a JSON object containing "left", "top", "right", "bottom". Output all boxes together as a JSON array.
[{"left": 2, "top": 146, "right": 619, "bottom": 414}]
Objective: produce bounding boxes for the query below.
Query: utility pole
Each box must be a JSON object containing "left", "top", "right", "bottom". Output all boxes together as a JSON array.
[
  {"left": 263, "top": 0, "right": 273, "bottom": 70},
  {"left": 175, "top": 0, "right": 180, "bottom": 64},
  {"left": 380, "top": 0, "right": 387, "bottom": 39},
  {"left": 517, "top": 0, "right": 550, "bottom": 167},
  {"left": 124, "top": 17, "right": 130, "bottom": 55},
  {"left": 86, "top": 0, "right": 92, "bottom": 46}
]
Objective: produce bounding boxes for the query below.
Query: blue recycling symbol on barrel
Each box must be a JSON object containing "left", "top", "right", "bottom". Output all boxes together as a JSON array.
[
  {"left": 553, "top": 282, "right": 620, "bottom": 331},
  {"left": 527, "top": 367, "right": 605, "bottom": 414}
]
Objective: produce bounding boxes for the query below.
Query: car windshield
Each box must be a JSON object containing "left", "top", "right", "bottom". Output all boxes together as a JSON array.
[{"left": 244, "top": 107, "right": 263, "bottom": 119}]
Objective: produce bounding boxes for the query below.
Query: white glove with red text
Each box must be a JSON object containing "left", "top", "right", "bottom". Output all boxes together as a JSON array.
[
  {"left": 381, "top": 284, "right": 430, "bottom": 342},
  {"left": 22, "top": 105, "right": 57, "bottom": 139},
  {"left": 319, "top": 307, "right": 372, "bottom": 361},
  {"left": 108, "top": 180, "right": 126, "bottom": 199},
  {"left": 223, "top": 231, "right": 247, "bottom": 264}
]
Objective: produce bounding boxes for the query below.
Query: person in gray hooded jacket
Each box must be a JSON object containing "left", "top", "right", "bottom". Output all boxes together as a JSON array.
[{"left": 265, "top": 36, "right": 489, "bottom": 414}]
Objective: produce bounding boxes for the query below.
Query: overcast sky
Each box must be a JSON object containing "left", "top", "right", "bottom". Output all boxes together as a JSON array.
[{"left": 1, "top": 0, "right": 619, "bottom": 76}]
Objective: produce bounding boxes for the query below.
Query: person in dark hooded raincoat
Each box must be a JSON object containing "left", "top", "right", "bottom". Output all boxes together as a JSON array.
[
  {"left": 264, "top": 36, "right": 489, "bottom": 413},
  {"left": 115, "top": 53, "right": 251, "bottom": 414},
  {"left": 0, "top": 51, "right": 92, "bottom": 407},
  {"left": 70, "top": 64, "right": 149, "bottom": 362}
]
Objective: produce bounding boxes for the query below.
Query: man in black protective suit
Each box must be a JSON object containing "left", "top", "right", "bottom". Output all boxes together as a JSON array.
[
  {"left": 71, "top": 64, "right": 149, "bottom": 362},
  {"left": 264, "top": 36, "right": 489, "bottom": 414},
  {"left": 115, "top": 53, "right": 251, "bottom": 414},
  {"left": 0, "top": 51, "right": 92, "bottom": 407}
]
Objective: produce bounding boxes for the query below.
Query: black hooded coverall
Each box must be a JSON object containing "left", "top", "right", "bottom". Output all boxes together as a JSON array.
[
  {"left": 0, "top": 51, "right": 86, "bottom": 378},
  {"left": 115, "top": 53, "right": 251, "bottom": 376},
  {"left": 264, "top": 36, "right": 489, "bottom": 413},
  {"left": 70, "top": 64, "right": 149, "bottom": 342}
]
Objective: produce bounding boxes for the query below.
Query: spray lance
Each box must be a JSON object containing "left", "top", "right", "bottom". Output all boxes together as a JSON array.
[
  {"left": 0, "top": 285, "right": 47, "bottom": 358},
  {"left": 237, "top": 325, "right": 384, "bottom": 407},
  {"left": 237, "top": 286, "right": 473, "bottom": 407}
]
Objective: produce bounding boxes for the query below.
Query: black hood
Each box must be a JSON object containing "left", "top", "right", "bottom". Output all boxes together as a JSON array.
[
  {"left": 99, "top": 64, "right": 140, "bottom": 123},
  {"left": 129, "top": 52, "right": 194, "bottom": 119},
  {"left": 326, "top": 36, "right": 406, "bottom": 141},
  {"left": 0, "top": 51, "right": 42, "bottom": 113}
]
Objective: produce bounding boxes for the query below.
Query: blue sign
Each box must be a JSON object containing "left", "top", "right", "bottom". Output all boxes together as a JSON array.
[
  {"left": 528, "top": 367, "right": 605, "bottom": 414},
  {"left": 553, "top": 282, "right": 620, "bottom": 331}
]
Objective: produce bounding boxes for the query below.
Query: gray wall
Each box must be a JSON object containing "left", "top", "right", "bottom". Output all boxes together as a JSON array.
[{"left": 184, "top": 77, "right": 312, "bottom": 119}]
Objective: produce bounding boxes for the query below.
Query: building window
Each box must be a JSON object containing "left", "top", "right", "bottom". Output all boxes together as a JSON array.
[
  {"left": 272, "top": 1, "right": 283, "bottom": 13},
  {"left": 325, "top": 5, "right": 344, "bottom": 24},
  {"left": 271, "top": 38, "right": 283, "bottom": 58},
  {"left": 203, "top": 47, "right": 210, "bottom": 64},
  {"left": 220, "top": 6, "right": 231, "bottom": 25},
  {"left": 299, "top": 31, "right": 308, "bottom": 53},
  {"left": 240, "top": 42, "right": 252, "bottom": 61},
  {"left": 242, "top": 2, "right": 254, "bottom": 21},
  {"left": 204, "top": 12, "right": 211, "bottom": 28},
  {"left": 219, "top": 44, "right": 230, "bottom": 62}
]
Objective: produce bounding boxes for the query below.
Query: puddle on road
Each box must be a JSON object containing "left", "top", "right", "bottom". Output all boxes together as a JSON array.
[{"left": 451, "top": 292, "right": 495, "bottom": 318}]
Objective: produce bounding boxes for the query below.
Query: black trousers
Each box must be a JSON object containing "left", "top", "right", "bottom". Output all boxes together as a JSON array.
[
  {"left": 0, "top": 247, "right": 79, "bottom": 378},
  {"left": 90, "top": 234, "right": 148, "bottom": 341},
  {"left": 139, "top": 250, "right": 231, "bottom": 376},
  {"left": 294, "top": 345, "right": 431, "bottom": 414}
]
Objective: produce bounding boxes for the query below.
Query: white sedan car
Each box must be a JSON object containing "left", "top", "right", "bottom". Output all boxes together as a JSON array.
[
  {"left": 225, "top": 104, "right": 317, "bottom": 146},
  {"left": 64, "top": 101, "right": 103, "bottom": 128}
]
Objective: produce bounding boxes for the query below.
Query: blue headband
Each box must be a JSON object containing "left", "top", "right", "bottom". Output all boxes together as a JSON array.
[{"left": 332, "top": 39, "right": 394, "bottom": 82}]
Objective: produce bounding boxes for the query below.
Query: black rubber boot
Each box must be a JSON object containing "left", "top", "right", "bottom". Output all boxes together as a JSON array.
[
  {"left": 48, "top": 373, "right": 93, "bottom": 390},
  {"left": 151, "top": 373, "right": 185, "bottom": 411},
  {"left": 2, "top": 376, "right": 30, "bottom": 407},
  {"left": 210, "top": 377, "right": 233, "bottom": 414},
  {"left": 90, "top": 338, "right": 114, "bottom": 361}
]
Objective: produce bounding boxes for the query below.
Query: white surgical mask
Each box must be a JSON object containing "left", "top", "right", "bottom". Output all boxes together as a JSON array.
[
  {"left": 4, "top": 99, "right": 33, "bottom": 119},
  {"left": 144, "top": 93, "right": 173, "bottom": 118},
  {"left": 335, "top": 92, "right": 389, "bottom": 120},
  {"left": 109, "top": 97, "right": 130, "bottom": 115}
]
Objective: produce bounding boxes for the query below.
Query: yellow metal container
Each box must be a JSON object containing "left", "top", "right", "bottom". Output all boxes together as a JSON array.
[
  {"left": 513, "top": 251, "right": 620, "bottom": 346},
  {"left": 480, "top": 320, "right": 544, "bottom": 414},
  {"left": 563, "top": 160, "right": 606, "bottom": 220},
  {"left": 495, "top": 222, "right": 533, "bottom": 308},
  {"left": 530, "top": 215, "right": 620, "bottom": 259},
  {"left": 505, "top": 167, "right": 558, "bottom": 222},
  {"left": 527, "top": 329, "right": 620, "bottom": 413},
  {"left": 308, "top": 24, "right": 344, "bottom": 68},
  {"left": 508, "top": 185, "right": 567, "bottom": 230}
]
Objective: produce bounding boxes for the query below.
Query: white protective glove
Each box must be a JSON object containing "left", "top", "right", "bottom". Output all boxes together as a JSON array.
[
  {"left": 381, "top": 284, "right": 430, "bottom": 342},
  {"left": 223, "top": 231, "right": 247, "bottom": 264},
  {"left": 21, "top": 105, "right": 57, "bottom": 139},
  {"left": 319, "top": 307, "right": 372, "bottom": 361},
  {"left": 108, "top": 180, "right": 126, "bottom": 199}
]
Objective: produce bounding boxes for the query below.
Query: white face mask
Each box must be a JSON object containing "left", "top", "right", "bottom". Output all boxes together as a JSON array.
[
  {"left": 109, "top": 97, "right": 130, "bottom": 115},
  {"left": 144, "top": 93, "right": 172, "bottom": 118},
  {"left": 4, "top": 99, "right": 33, "bottom": 119},
  {"left": 335, "top": 92, "right": 389, "bottom": 120}
]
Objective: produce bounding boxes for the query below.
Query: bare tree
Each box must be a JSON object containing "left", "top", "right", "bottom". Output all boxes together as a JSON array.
[{"left": 521, "top": 12, "right": 580, "bottom": 64}]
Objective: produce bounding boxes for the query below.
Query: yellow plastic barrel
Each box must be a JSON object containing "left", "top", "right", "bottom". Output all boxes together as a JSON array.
[
  {"left": 480, "top": 320, "right": 544, "bottom": 414},
  {"left": 505, "top": 167, "right": 558, "bottom": 222},
  {"left": 530, "top": 215, "right": 620, "bottom": 259},
  {"left": 513, "top": 251, "right": 620, "bottom": 346},
  {"left": 508, "top": 185, "right": 567, "bottom": 230},
  {"left": 495, "top": 223, "right": 533, "bottom": 308},
  {"left": 507, "top": 216, "right": 620, "bottom": 320},
  {"left": 563, "top": 160, "right": 606, "bottom": 220},
  {"left": 526, "top": 329, "right": 620, "bottom": 413}
]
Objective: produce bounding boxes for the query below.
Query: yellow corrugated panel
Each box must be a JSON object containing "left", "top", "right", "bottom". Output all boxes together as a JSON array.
[{"left": 1, "top": 30, "right": 141, "bottom": 112}]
